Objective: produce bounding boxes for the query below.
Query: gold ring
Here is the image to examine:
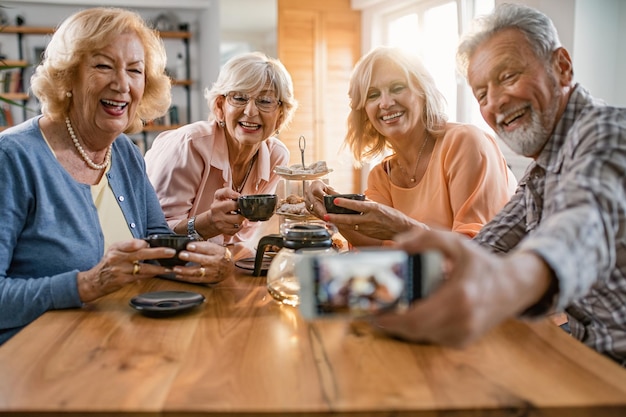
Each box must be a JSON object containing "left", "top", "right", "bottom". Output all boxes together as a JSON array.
[
  {"left": 354, "top": 224, "right": 359, "bottom": 231},
  {"left": 199, "top": 266, "right": 206, "bottom": 278},
  {"left": 132, "top": 261, "right": 141, "bottom": 276},
  {"left": 309, "top": 203, "right": 314, "bottom": 211}
]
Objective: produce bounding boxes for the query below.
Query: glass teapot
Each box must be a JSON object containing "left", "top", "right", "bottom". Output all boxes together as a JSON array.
[{"left": 254, "top": 222, "right": 336, "bottom": 306}]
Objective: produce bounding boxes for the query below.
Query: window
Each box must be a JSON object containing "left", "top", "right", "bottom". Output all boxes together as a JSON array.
[{"left": 380, "top": 0, "right": 493, "bottom": 124}]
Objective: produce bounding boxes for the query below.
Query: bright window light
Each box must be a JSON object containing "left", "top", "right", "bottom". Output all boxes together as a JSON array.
[{"left": 383, "top": 0, "right": 495, "bottom": 122}]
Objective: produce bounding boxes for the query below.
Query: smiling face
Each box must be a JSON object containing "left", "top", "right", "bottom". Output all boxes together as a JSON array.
[
  {"left": 363, "top": 60, "right": 425, "bottom": 143},
  {"left": 68, "top": 32, "right": 145, "bottom": 146},
  {"left": 218, "top": 87, "right": 282, "bottom": 147},
  {"left": 467, "top": 28, "right": 571, "bottom": 158}
]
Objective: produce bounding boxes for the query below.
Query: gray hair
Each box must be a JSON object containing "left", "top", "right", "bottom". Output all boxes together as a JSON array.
[
  {"left": 456, "top": 3, "right": 562, "bottom": 79},
  {"left": 204, "top": 51, "right": 297, "bottom": 132}
]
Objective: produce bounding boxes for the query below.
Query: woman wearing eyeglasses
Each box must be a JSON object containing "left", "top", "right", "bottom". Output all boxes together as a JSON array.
[{"left": 145, "top": 52, "right": 298, "bottom": 257}]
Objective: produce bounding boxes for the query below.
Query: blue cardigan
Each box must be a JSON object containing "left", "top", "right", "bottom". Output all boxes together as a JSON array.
[{"left": 0, "top": 117, "right": 171, "bottom": 344}]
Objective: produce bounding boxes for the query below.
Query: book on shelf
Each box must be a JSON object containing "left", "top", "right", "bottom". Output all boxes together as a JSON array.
[
  {"left": 0, "top": 105, "right": 14, "bottom": 127},
  {"left": 1, "top": 69, "right": 23, "bottom": 94},
  {"left": 146, "top": 105, "right": 179, "bottom": 127},
  {"left": 169, "top": 105, "right": 179, "bottom": 125}
]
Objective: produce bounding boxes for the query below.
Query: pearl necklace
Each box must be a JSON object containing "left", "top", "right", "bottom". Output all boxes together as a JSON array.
[
  {"left": 65, "top": 116, "right": 111, "bottom": 170},
  {"left": 397, "top": 134, "right": 430, "bottom": 183}
]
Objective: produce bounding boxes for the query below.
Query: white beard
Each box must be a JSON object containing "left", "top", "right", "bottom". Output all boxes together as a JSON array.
[
  {"left": 496, "top": 73, "right": 561, "bottom": 158},
  {"left": 496, "top": 109, "right": 549, "bottom": 157}
]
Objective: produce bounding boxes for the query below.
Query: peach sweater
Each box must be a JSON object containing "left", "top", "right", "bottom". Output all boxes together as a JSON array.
[{"left": 366, "top": 123, "right": 517, "bottom": 238}]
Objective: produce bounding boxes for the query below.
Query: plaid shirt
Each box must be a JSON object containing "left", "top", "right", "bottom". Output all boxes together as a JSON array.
[{"left": 475, "top": 85, "right": 626, "bottom": 364}]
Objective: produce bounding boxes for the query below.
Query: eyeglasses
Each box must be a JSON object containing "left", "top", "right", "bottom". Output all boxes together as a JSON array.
[{"left": 224, "top": 91, "right": 282, "bottom": 112}]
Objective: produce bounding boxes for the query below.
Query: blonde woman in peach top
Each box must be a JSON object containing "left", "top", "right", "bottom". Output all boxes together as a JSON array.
[{"left": 306, "top": 46, "right": 517, "bottom": 246}]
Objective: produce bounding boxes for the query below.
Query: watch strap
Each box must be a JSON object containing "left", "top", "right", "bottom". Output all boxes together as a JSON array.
[{"left": 187, "top": 216, "right": 203, "bottom": 240}]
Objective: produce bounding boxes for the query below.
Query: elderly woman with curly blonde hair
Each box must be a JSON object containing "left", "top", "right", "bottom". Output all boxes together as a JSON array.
[{"left": 0, "top": 7, "right": 232, "bottom": 346}]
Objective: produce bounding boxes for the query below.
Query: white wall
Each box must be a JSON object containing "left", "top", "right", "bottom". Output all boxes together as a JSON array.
[
  {"left": 619, "top": 2, "right": 626, "bottom": 106},
  {"left": 219, "top": 0, "right": 276, "bottom": 64},
  {"left": 574, "top": 0, "right": 625, "bottom": 107}
]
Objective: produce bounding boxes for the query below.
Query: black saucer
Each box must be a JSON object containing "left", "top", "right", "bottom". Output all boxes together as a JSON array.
[
  {"left": 235, "top": 256, "right": 272, "bottom": 275},
  {"left": 129, "top": 290, "right": 205, "bottom": 317}
]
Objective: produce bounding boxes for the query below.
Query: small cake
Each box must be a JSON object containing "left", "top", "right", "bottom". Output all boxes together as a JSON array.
[{"left": 277, "top": 194, "right": 308, "bottom": 215}]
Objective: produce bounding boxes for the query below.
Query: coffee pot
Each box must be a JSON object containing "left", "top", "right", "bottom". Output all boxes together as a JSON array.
[{"left": 254, "top": 222, "right": 336, "bottom": 306}]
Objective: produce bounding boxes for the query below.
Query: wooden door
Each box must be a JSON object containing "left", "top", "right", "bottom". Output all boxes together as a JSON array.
[{"left": 277, "top": 0, "right": 361, "bottom": 193}]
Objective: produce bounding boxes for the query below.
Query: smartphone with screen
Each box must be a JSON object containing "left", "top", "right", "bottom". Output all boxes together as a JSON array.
[{"left": 296, "top": 249, "right": 442, "bottom": 319}]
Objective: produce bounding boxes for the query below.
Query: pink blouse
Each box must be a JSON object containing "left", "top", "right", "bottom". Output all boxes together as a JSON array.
[{"left": 145, "top": 120, "right": 289, "bottom": 251}]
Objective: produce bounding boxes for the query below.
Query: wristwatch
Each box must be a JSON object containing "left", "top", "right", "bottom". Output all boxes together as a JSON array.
[{"left": 187, "top": 216, "right": 203, "bottom": 240}]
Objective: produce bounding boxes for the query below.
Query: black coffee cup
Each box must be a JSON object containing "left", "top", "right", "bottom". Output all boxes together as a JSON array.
[
  {"left": 324, "top": 193, "right": 365, "bottom": 215},
  {"left": 144, "top": 234, "right": 198, "bottom": 267},
  {"left": 237, "top": 194, "right": 277, "bottom": 222}
]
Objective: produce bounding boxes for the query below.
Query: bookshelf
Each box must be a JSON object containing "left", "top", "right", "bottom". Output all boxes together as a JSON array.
[{"left": 0, "top": 57, "right": 29, "bottom": 130}]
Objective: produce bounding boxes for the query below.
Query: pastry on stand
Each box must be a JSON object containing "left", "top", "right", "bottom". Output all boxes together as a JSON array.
[
  {"left": 273, "top": 161, "right": 347, "bottom": 252},
  {"left": 273, "top": 160, "right": 332, "bottom": 224}
]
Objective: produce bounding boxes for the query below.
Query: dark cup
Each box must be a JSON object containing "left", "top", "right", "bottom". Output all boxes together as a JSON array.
[
  {"left": 238, "top": 194, "right": 277, "bottom": 221},
  {"left": 144, "top": 234, "right": 198, "bottom": 267},
  {"left": 324, "top": 193, "right": 365, "bottom": 215}
]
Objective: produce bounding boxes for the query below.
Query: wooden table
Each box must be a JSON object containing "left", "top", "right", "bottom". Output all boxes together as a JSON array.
[{"left": 1, "top": 269, "right": 625, "bottom": 417}]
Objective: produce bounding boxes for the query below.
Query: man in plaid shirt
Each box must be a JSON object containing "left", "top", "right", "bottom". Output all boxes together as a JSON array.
[{"left": 374, "top": 3, "right": 626, "bottom": 366}]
